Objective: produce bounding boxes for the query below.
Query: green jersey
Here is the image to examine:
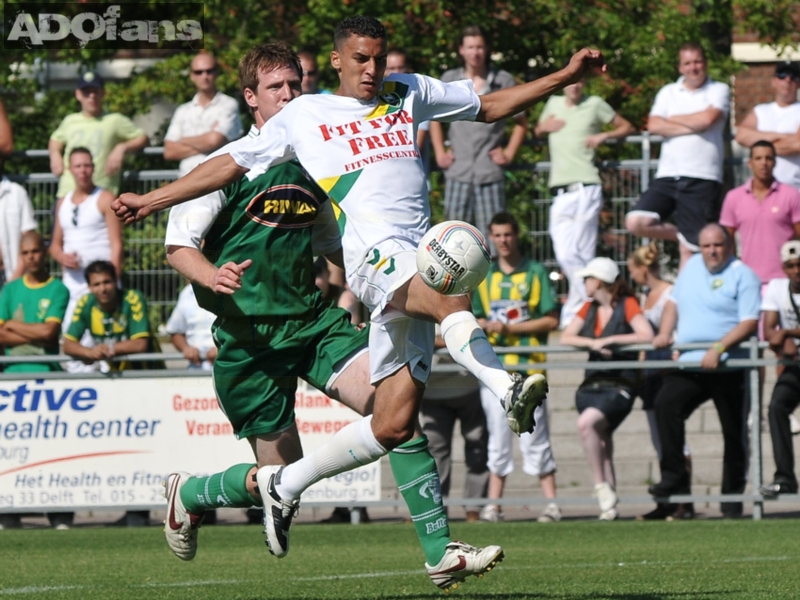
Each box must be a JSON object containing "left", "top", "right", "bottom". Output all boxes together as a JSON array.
[
  {"left": 0, "top": 275, "right": 69, "bottom": 372},
  {"left": 187, "top": 161, "right": 334, "bottom": 318},
  {"left": 65, "top": 288, "right": 151, "bottom": 371},
  {"left": 472, "top": 258, "right": 557, "bottom": 369}
]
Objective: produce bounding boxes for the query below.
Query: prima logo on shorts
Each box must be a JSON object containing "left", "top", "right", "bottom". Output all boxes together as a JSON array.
[
  {"left": 425, "top": 517, "right": 448, "bottom": 535},
  {"left": 3, "top": 3, "right": 204, "bottom": 50}
]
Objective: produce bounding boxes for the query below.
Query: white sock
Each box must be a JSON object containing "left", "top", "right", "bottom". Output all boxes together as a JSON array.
[
  {"left": 276, "top": 415, "right": 387, "bottom": 500},
  {"left": 440, "top": 311, "right": 513, "bottom": 402}
]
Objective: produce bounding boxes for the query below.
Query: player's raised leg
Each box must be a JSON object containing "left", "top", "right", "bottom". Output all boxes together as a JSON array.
[{"left": 391, "top": 273, "right": 548, "bottom": 436}]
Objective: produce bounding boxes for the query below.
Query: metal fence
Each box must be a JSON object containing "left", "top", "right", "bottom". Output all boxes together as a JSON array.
[
  {"left": 0, "top": 339, "right": 790, "bottom": 519},
  {"left": 9, "top": 136, "right": 753, "bottom": 325}
]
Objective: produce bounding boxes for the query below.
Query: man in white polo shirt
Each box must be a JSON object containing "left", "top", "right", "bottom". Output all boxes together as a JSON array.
[
  {"left": 164, "top": 52, "right": 243, "bottom": 176},
  {"left": 626, "top": 42, "right": 730, "bottom": 268},
  {"left": 735, "top": 61, "right": 800, "bottom": 190}
]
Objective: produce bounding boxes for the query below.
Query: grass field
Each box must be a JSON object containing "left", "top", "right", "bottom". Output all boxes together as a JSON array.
[{"left": 1, "top": 519, "right": 797, "bottom": 599}]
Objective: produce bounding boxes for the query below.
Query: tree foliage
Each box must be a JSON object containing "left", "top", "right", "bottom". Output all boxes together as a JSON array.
[{"left": 0, "top": 0, "right": 794, "bottom": 152}]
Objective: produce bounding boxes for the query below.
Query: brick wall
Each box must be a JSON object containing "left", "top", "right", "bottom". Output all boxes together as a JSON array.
[{"left": 732, "top": 62, "right": 776, "bottom": 124}]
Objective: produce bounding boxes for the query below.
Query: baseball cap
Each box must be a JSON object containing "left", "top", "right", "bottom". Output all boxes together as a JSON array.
[
  {"left": 77, "top": 71, "right": 104, "bottom": 90},
  {"left": 774, "top": 61, "right": 800, "bottom": 79},
  {"left": 781, "top": 240, "right": 800, "bottom": 263},
  {"left": 575, "top": 257, "right": 620, "bottom": 284}
]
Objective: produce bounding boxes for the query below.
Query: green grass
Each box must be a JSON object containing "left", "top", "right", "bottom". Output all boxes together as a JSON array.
[{"left": 1, "top": 519, "right": 798, "bottom": 599}]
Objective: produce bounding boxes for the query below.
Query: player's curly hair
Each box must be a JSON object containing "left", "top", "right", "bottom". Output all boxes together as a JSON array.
[
  {"left": 334, "top": 16, "right": 386, "bottom": 50},
  {"left": 238, "top": 41, "right": 303, "bottom": 106}
]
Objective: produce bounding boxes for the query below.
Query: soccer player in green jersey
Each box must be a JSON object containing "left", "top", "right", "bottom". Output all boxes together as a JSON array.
[
  {"left": 0, "top": 231, "right": 69, "bottom": 373},
  {"left": 160, "top": 42, "right": 496, "bottom": 591}
]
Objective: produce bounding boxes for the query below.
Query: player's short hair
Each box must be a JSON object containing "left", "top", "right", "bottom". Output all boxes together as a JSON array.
[
  {"left": 20, "top": 230, "right": 43, "bottom": 250},
  {"left": 238, "top": 42, "right": 303, "bottom": 101},
  {"left": 85, "top": 260, "right": 117, "bottom": 283},
  {"left": 334, "top": 16, "right": 386, "bottom": 50},
  {"left": 678, "top": 41, "right": 706, "bottom": 61},
  {"left": 699, "top": 222, "right": 732, "bottom": 248},
  {"left": 459, "top": 25, "right": 490, "bottom": 49},
  {"left": 750, "top": 139, "right": 776, "bottom": 158},
  {"left": 489, "top": 212, "right": 519, "bottom": 235},
  {"left": 69, "top": 146, "right": 93, "bottom": 161}
]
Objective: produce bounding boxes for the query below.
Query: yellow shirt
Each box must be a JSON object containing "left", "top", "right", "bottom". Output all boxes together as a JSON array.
[{"left": 51, "top": 111, "right": 145, "bottom": 197}]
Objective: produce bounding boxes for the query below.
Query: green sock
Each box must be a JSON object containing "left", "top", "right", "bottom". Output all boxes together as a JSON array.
[
  {"left": 179, "top": 463, "right": 257, "bottom": 513},
  {"left": 389, "top": 436, "right": 450, "bottom": 565}
]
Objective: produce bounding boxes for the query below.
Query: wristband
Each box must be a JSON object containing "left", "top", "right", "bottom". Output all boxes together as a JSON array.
[{"left": 712, "top": 342, "right": 725, "bottom": 354}]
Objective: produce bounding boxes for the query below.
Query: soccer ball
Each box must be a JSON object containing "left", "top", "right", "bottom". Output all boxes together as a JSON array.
[{"left": 416, "top": 221, "right": 491, "bottom": 295}]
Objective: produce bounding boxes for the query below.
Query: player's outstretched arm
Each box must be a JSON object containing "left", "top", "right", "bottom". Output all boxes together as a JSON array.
[
  {"left": 477, "top": 48, "right": 606, "bottom": 123},
  {"left": 112, "top": 154, "right": 248, "bottom": 224}
]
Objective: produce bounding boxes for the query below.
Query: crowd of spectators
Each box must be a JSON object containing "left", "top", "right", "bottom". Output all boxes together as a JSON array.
[{"left": 1, "top": 35, "right": 800, "bottom": 531}]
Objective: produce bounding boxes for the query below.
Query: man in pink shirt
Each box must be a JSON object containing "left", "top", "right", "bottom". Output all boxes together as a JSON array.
[{"left": 720, "top": 140, "right": 800, "bottom": 284}]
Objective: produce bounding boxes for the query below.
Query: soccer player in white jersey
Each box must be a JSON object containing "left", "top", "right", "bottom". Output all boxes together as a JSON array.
[{"left": 114, "top": 14, "right": 604, "bottom": 561}]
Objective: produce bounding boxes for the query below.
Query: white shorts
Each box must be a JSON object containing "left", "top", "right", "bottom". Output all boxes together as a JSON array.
[
  {"left": 480, "top": 383, "right": 556, "bottom": 478},
  {"left": 348, "top": 237, "right": 434, "bottom": 385}
]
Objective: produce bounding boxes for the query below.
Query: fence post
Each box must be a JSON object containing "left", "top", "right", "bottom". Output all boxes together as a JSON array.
[
  {"left": 641, "top": 131, "right": 651, "bottom": 193},
  {"left": 749, "top": 336, "right": 763, "bottom": 521}
]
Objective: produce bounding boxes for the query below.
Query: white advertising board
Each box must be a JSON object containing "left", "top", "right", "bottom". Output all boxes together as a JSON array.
[{"left": 0, "top": 376, "right": 379, "bottom": 512}]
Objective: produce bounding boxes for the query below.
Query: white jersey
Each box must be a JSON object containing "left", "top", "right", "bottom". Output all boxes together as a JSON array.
[
  {"left": 222, "top": 74, "right": 481, "bottom": 275},
  {"left": 761, "top": 277, "right": 800, "bottom": 340},
  {"left": 754, "top": 102, "right": 800, "bottom": 188}
]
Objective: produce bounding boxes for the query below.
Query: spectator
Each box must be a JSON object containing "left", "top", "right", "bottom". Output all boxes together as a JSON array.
[
  {"left": 64, "top": 261, "right": 157, "bottom": 527},
  {"left": 0, "top": 232, "right": 70, "bottom": 531},
  {"left": 0, "top": 147, "right": 37, "bottom": 288},
  {"left": 472, "top": 213, "right": 561, "bottom": 523},
  {"left": 163, "top": 52, "right": 243, "bottom": 177},
  {"left": 0, "top": 98, "right": 12, "bottom": 157},
  {"left": 628, "top": 243, "right": 693, "bottom": 520},
  {"left": 49, "top": 147, "right": 123, "bottom": 372},
  {"left": 561, "top": 257, "right": 653, "bottom": 520},
  {"left": 63, "top": 260, "right": 154, "bottom": 373},
  {"left": 166, "top": 283, "right": 217, "bottom": 370},
  {"left": 534, "top": 78, "right": 635, "bottom": 327},
  {"left": 49, "top": 71, "right": 148, "bottom": 199},
  {"left": 297, "top": 50, "right": 330, "bottom": 95},
  {"left": 0, "top": 231, "right": 69, "bottom": 373},
  {"left": 735, "top": 62, "right": 800, "bottom": 189},
  {"left": 419, "top": 332, "right": 488, "bottom": 523},
  {"left": 428, "top": 26, "right": 527, "bottom": 250},
  {"left": 626, "top": 42, "right": 730, "bottom": 268},
  {"left": 650, "top": 224, "right": 760, "bottom": 518},
  {"left": 759, "top": 240, "right": 800, "bottom": 498},
  {"left": 720, "top": 140, "right": 800, "bottom": 286}
]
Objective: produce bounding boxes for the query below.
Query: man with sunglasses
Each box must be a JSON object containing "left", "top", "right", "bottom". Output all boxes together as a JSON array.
[
  {"left": 735, "top": 62, "right": 800, "bottom": 190},
  {"left": 164, "top": 52, "right": 244, "bottom": 177},
  {"left": 49, "top": 71, "right": 148, "bottom": 199}
]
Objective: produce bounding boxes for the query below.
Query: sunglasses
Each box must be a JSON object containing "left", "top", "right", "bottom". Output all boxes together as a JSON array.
[
  {"left": 303, "top": 69, "right": 318, "bottom": 77},
  {"left": 776, "top": 72, "right": 799, "bottom": 81},
  {"left": 192, "top": 68, "right": 217, "bottom": 75},
  {"left": 72, "top": 204, "right": 79, "bottom": 227}
]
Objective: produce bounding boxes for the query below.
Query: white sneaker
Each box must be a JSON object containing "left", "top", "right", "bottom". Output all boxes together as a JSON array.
[
  {"left": 593, "top": 482, "right": 617, "bottom": 513},
  {"left": 504, "top": 373, "right": 548, "bottom": 436},
  {"left": 426, "top": 540, "right": 504, "bottom": 592},
  {"left": 479, "top": 504, "right": 503, "bottom": 522},
  {"left": 537, "top": 502, "right": 562, "bottom": 523},
  {"left": 599, "top": 508, "right": 619, "bottom": 521},
  {"left": 163, "top": 472, "right": 204, "bottom": 561},
  {"left": 256, "top": 465, "right": 300, "bottom": 558}
]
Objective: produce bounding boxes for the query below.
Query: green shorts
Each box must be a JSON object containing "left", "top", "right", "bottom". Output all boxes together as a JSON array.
[{"left": 212, "top": 298, "right": 368, "bottom": 439}]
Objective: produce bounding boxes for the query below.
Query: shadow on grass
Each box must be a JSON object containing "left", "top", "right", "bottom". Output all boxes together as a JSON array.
[{"left": 253, "top": 591, "right": 738, "bottom": 600}]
